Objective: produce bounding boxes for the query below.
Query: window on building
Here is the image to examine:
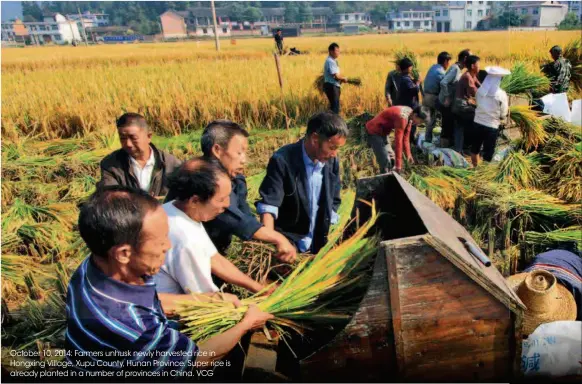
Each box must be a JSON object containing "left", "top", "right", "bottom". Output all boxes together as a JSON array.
[
  {"left": 532, "top": 20, "right": 538, "bottom": 26},
  {"left": 467, "top": 10, "right": 472, "bottom": 16},
  {"left": 344, "top": 15, "right": 349, "bottom": 21},
  {"left": 443, "top": 10, "right": 449, "bottom": 16},
  {"left": 39, "top": 25, "right": 46, "bottom": 31},
  {"left": 355, "top": 14, "right": 360, "bottom": 20},
  {"left": 396, "top": 21, "right": 401, "bottom": 27},
  {"left": 426, "top": 12, "right": 431, "bottom": 17},
  {"left": 222, "top": 27, "right": 228, "bottom": 33},
  {"left": 413, "top": 21, "right": 421, "bottom": 27},
  {"left": 403, "top": 12, "right": 409, "bottom": 18},
  {"left": 425, "top": 20, "right": 430, "bottom": 26},
  {"left": 404, "top": 21, "right": 410, "bottom": 26},
  {"left": 467, "top": 1, "right": 472, "bottom": 4},
  {"left": 54, "top": 35, "right": 61, "bottom": 41},
  {"left": 52, "top": 25, "right": 58, "bottom": 30},
  {"left": 486, "top": 9, "right": 490, "bottom": 16},
  {"left": 202, "top": 28, "right": 208, "bottom": 34},
  {"left": 435, "top": 10, "right": 441, "bottom": 17},
  {"left": 521, "top": 8, "right": 528, "bottom": 15},
  {"left": 533, "top": 8, "right": 539, "bottom": 15},
  {"left": 478, "top": 10, "right": 483, "bottom": 16},
  {"left": 466, "top": 21, "right": 472, "bottom": 29},
  {"left": 479, "top": 1, "right": 484, "bottom": 4}
]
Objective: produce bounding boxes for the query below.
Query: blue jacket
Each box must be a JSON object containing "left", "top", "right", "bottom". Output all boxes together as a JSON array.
[
  {"left": 424, "top": 63, "right": 446, "bottom": 95},
  {"left": 396, "top": 75, "right": 420, "bottom": 109},
  {"left": 256, "top": 140, "right": 341, "bottom": 253}
]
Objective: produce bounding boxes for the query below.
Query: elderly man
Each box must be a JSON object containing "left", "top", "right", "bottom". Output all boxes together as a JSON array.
[
  {"left": 66, "top": 186, "right": 272, "bottom": 372},
  {"left": 156, "top": 159, "right": 268, "bottom": 299},
  {"left": 542, "top": 45, "right": 572, "bottom": 94},
  {"left": 438, "top": 49, "right": 472, "bottom": 148},
  {"left": 98, "top": 112, "right": 181, "bottom": 197},
  {"left": 257, "top": 112, "right": 347, "bottom": 254}
]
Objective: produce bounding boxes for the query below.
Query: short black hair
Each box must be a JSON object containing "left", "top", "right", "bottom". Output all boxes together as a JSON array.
[
  {"left": 306, "top": 112, "right": 348, "bottom": 139},
  {"left": 477, "top": 69, "right": 488, "bottom": 84},
  {"left": 116, "top": 112, "right": 149, "bottom": 132},
  {"left": 167, "top": 158, "right": 228, "bottom": 203},
  {"left": 466, "top": 55, "right": 480, "bottom": 69},
  {"left": 328, "top": 43, "right": 339, "bottom": 52},
  {"left": 276, "top": 29, "right": 281, "bottom": 32},
  {"left": 200, "top": 120, "right": 249, "bottom": 157},
  {"left": 399, "top": 57, "right": 414, "bottom": 71},
  {"left": 78, "top": 186, "right": 160, "bottom": 258},
  {"left": 437, "top": 51, "right": 452, "bottom": 65},
  {"left": 412, "top": 106, "right": 427, "bottom": 121},
  {"left": 458, "top": 49, "right": 471, "bottom": 64},
  {"left": 550, "top": 45, "right": 562, "bottom": 55}
]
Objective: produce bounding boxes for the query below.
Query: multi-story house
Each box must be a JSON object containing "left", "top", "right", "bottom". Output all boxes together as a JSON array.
[
  {"left": 386, "top": 7, "right": 434, "bottom": 31},
  {"left": 1, "top": 13, "right": 81, "bottom": 45},
  {"left": 433, "top": 1, "right": 492, "bottom": 32},
  {"left": 66, "top": 12, "right": 110, "bottom": 28},
  {"left": 509, "top": 1, "right": 568, "bottom": 27}
]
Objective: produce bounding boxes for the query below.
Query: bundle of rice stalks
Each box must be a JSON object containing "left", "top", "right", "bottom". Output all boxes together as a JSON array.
[
  {"left": 545, "top": 142, "right": 582, "bottom": 203},
  {"left": 542, "top": 117, "right": 582, "bottom": 142},
  {"left": 393, "top": 49, "right": 420, "bottom": 80},
  {"left": 178, "top": 203, "right": 379, "bottom": 342},
  {"left": 509, "top": 105, "right": 547, "bottom": 150},
  {"left": 340, "top": 143, "right": 377, "bottom": 188},
  {"left": 346, "top": 112, "right": 374, "bottom": 143},
  {"left": 501, "top": 62, "right": 549, "bottom": 95},
  {"left": 524, "top": 226, "right": 582, "bottom": 252},
  {"left": 407, "top": 166, "right": 473, "bottom": 211},
  {"left": 477, "top": 150, "right": 542, "bottom": 189},
  {"left": 563, "top": 38, "right": 582, "bottom": 92},
  {"left": 313, "top": 75, "right": 362, "bottom": 94}
]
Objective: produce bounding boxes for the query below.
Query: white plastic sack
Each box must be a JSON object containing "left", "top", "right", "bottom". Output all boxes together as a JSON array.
[
  {"left": 571, "top": 99, "right": 582, "bottom": 127},
  {"left": 521, "top": 321, "right": 582, "bottom": 377},
  {"left": 541, "top": 93, "right": 572, "bottom": 122}
]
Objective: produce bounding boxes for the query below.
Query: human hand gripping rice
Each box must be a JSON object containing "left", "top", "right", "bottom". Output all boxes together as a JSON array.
[{"left": 177, "top": 201, "right": 379, "bottom": 343}]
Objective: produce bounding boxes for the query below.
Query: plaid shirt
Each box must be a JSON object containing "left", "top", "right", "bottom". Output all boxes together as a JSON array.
[{"left": 542, "top": 57, "right": 572, "bottom": 93}]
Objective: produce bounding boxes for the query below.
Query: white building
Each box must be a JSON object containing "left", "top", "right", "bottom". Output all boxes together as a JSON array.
[
  {"left": 66, "top": 12, "right": 109, "bottom": 28},
  {"left": 560, "top": 1, "right": 582, "bottom": 21},
  {"left": 510, "top": 1, "right": 568, "bottom": 27},
  {"left": 1, "top": 13, "right": 81, "bottom": 45},
  {"left": 433, "top": 1, "right": 492, "bottom": 32},
  {"left": 386, "top": 7, "right": 434, "bottom": 31},
  {"left": 332, "top": 12, "right": 372, "bottom": 26}
]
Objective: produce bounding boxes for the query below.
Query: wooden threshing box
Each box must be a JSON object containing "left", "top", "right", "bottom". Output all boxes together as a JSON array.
[{"left": 299, "top": 173, "right": 526, "bottom": 382}]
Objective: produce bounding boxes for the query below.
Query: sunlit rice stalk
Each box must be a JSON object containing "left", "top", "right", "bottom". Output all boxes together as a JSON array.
[{"left": 509, "top": 106, "right": 547, "bottom": 150}]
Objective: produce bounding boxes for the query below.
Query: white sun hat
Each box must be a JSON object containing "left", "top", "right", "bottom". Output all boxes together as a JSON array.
[{"left": 485, "top": 66, "right": 511, "bottom": 76}]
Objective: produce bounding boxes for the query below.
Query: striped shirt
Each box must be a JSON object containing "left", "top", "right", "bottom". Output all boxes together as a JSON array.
[{"left": 64, "top": 257, "right": 197, "bottom": 372}]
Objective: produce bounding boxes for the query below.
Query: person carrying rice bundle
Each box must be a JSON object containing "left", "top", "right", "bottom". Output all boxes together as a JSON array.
[
  {"left": 323, "top": 43, "right": 348, "bottom": 114},
  {"left": 471, "top": 66, "right": 510, "bottom": 167},
  {"left": 542, "top": 45, "right": 572, "bottom": 94}
]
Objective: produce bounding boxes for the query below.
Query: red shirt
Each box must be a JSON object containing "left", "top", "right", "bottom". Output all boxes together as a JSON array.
[
  {"left": 455, "top": 71, "right": 480, "bottom": 100},
  {"left": 365, "top": 106, "right": 413, "bottom": 169}
]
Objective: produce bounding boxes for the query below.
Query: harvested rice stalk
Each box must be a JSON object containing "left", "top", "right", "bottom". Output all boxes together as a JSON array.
[
  {"left": 545, "top": 142, "right": 582, "bottom": 203},
  {"left": 542, "top": 117, "right": 582, "bottom": 142},
  {"left": 524, "top": 226, "right": 582, "bottom": 252},
  {"left": 178, "top": 202, "right": 379, "bottom": 343},
  {"left": 509, "top": 106, "right": 547, "bottom": 150},
  {"left": 313, "top": 75, "right": 363, "bottom": 94},
  {"left": 501, "top": 62, "right": 549, "bottom": 95},
  {"left": 479, "top": 150, "right": 542, "bottom": 189},
  {"left": 393, "top": 49, "right": 420, "bottom": 80}
]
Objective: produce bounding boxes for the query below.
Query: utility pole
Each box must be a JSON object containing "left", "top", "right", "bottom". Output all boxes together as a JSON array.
[
  {"left": 77, "top": 7, "right": 89, "bottom": 46},
  {"left": 210, "top": 0, "right": 220, "bottom": 51}
]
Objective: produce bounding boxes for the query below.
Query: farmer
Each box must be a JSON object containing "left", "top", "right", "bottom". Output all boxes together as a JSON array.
[
  {"left": 323, "top": 43, "right": 348, "bottom": 114},
  {"left": 365, "top": 106, "right": 427, "bottom": 174},
  {"left": 542, "top": 45, "right": 572, "bottom": 94},
  {"left": 166, "top": 120, "right": 296, "bottom": 262},
  {"left": 98, "top": 112, "right": 181, "bottom": 197},
  {"left": 471, "top": 66, "right": 510, "bottom": 167},
  {"left": 395, "top": 58, "right": 422, "bottom": 144},
  {"left": 156, "top": 159, "right": 268, "bottom": 300},
  {"left": 274, "top": 29, "right": 283, "bottom": 55},
  {"left": 66, "top": 186, "right": 272, "bottom": 372},
  {"left": 438, "top": 49, "right": 472, "bottom": 147},
  {"left": 256, "top": 112, "right": 346, "bottom": 254},
  {"left": 452, "top": 55, "right": 481, "bottom": 154},
  {"left": 385, "top": 66, "right": 402, "bottom": 107},
  {"left": 423, "top": 51, "right": 452, "bottom": 144}
]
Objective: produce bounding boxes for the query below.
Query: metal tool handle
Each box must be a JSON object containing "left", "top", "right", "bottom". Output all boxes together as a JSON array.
[{"left": 460, "top": 238, "right": 492, "bottom": 267}]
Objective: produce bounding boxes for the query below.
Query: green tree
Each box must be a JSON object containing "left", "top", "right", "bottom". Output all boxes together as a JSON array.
[
  {"left": 559, "top": 12, "right": 581, "bottom": 30},
  {"left": 22, "top": 1, "right": 43, "bottom": 21},
  {"left": 242, "top": 7, "right": 263, "bottom": 23},
  {"left": 370, "top": 2, "right": 393, "bottom": 24},
  {"left": 284, "top": 2, "right": 300, "bottom": 23}
]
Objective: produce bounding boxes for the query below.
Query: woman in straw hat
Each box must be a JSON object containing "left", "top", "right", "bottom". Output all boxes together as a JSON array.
[
  {"left": 507, "top": 252, "right": 579, "bottom": 335},
  {"left": 471, "top": 66, "right": 511, "bottom": 167}
]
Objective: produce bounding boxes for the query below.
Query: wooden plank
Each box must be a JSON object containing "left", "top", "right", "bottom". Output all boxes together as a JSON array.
[{"left": 385, "top": 242, "right": 406, "bottom": 378}]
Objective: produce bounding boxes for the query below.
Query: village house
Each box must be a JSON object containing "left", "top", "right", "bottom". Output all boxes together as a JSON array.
[
  {"left": 66, "top": 12, "right": 110, "bottom": 28},
  {"left": 510, "top": 1, "right": 568, "bottom": 28},
  {"left": 159, "top": 9, "right": 231, "bottom": 39},
  {"left": 1, "top": 13, "right": 81, "bottom": 45},
  {"left": 432, "top": 1, "right": 492, "bottom": 32},
  {"left": 386, "top": 6, "right": 434, "bottom": 32}
]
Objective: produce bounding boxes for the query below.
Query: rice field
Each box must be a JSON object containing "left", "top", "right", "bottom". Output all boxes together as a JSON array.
[{"left": 1, "top": 31, "right": 581, "bottom": 350}]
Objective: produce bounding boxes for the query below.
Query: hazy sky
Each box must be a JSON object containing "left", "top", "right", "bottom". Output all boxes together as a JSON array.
[{"left": 1, "top": 1, "right": 23, "bottom": 22}]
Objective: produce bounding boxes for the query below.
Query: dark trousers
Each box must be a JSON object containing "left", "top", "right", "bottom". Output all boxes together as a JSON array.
[
  {"left": 276, "top": 42, "right": 283, "bottom": 54},
  {"left": 453, "top": 114, "right": 474, "bottom": 154},
  {"left": 436, "top": 99, "right": 454, "bottom": 142},
  {"left": 323, "top": 83, "right": 341, "bottom": 114},
  {"left": 471, "top": 122, "right": 500, "bottom": 161}
]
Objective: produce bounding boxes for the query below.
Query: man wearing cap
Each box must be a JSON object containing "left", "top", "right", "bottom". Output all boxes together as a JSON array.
[
  {"left": 471, "top": 66, "right": 510, "bottom": 167},
  {"left": 542, "top": 45, "right": 572, "bottom": 94},
  {"left": 507, "top": 249, "right": 580, "bottom": 335}
]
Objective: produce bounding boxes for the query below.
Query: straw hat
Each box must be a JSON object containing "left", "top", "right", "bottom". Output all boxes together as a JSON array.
[
  {"left": 485, "top": 66, "right": 511, "bottom": 76},
  {"left": 507, "top": 270, "right": 577, "bottom": 335}
]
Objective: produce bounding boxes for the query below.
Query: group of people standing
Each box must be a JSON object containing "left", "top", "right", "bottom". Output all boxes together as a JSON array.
[{"left": 65, "top": 111, "right": 348, "bottom": 372}]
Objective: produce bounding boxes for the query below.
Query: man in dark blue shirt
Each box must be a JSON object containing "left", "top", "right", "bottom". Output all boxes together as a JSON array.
[
  {"left": 396, "top": 58, "right": 422, "bottom": 144},
  {"left": 256, "top": 112, "right": 347, "bottom": 254},
  {"left": 65, "top": 186, "right": 272, "bottom": 373}
]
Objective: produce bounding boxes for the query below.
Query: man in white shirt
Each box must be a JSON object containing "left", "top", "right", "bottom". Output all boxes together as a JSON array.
[
  {"left": 155, "top": 158, "right": 266, "bottom": 304},
  {"left": 98, "top": 113, "right": 182, "bottom": 197},
  {"left": 471, "top": 66, "right": 510, "bottom": 167}
]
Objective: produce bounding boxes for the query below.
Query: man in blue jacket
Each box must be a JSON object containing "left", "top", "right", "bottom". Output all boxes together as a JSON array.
[{"left": 256, "top": 112, "right": 347, "bottom": 254}]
